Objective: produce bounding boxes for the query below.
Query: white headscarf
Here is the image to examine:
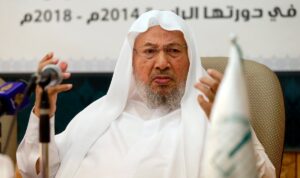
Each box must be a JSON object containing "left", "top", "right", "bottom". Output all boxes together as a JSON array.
[{"left": 56, "top": 10, "right": 208, "bottom": 178}]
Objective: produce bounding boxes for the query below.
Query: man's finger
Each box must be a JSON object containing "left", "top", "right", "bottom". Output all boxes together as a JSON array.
[
  {"left": 59, "top": 61, "right": 68, "bottom": 72},
  {"left": 207, "top": 69, "right": 223, "bottom": 83},
  {"left": 40, "top": 52, "right": 54, "bottom": 63},
  {"left": 38, "top": 58, "right": 59, "bottom": 72},
  {"left": 48, "top": 84, "right": 73, "bottom": 95},
  {"left": 199, "top": 77, "right": 219, "bottom": 93},
  {"left": 194, "top": 82, "right": 214, "bottom": 102},
  {"left": 63, "top": 72, "right": 71, "bottom": 79},
  {"left": 197, "top": 95, "right": 212, "bottom": 118}
]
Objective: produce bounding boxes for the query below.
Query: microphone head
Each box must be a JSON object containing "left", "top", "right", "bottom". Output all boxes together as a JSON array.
[{"left": 39, "top": 64, "right": 63, "bottom": 89}]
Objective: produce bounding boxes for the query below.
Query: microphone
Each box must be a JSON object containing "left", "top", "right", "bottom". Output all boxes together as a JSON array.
[
  {"left": 37, "top": 64, "right": 63, "bottom": 89},
  {"left": 0, "top": 81, "right": 30, "bottom": 116},
  {"left": 0, "top": 63, "right": 62, "bottom": 116}
]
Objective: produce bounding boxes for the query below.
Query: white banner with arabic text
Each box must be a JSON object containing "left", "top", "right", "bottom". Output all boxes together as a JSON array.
[{"left": 0, "top": 0, "right": 299, "bottom": 72}]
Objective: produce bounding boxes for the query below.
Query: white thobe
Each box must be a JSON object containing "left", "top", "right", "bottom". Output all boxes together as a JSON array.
[
  {"left": 75, "top": 101, "right": 181, "bottom": 178},
  {"left": 17, "top": 100, "right": 275, "bottom": 178}
]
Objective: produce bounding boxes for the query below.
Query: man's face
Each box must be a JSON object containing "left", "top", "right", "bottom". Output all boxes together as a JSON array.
[{"left": 132, "top": 26, "right": 190, "bottom": 109}]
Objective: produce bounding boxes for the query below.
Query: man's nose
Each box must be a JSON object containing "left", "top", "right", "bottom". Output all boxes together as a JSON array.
[{"left": 154, "top": 50, "right": 170, "bottom": 70}]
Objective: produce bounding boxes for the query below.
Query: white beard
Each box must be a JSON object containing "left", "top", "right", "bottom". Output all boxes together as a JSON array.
[{"left": 135, "top": 78, "right": 185, "bottom": 111}]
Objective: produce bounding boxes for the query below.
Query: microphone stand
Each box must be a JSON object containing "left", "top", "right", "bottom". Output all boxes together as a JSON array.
[
  {"left": 39, "top": 88, "right": 50, "bottom": 178},
  {"left": 36, "top": 65, "right": 62, "bottom": 178}
]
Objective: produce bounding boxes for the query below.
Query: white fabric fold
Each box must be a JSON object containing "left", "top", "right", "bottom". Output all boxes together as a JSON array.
[
  {"left": 74, "top": 101, "right": 183, "bottom": 178},
  {"left": 17, "top": 112, "right": 60, "bottom": 178}
]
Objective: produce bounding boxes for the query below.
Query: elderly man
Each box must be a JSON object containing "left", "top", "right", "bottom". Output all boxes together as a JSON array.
[{"left": 17, "top": 10, "right": 275, "bottom": 178}]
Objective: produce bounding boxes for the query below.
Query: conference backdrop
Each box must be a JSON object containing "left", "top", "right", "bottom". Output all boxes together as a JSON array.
[{"left": 0, "top": 0, "right": 299, "bottom": 72}]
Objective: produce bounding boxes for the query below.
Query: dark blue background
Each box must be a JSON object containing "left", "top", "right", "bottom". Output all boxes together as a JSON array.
[{"left": 1, "top": 71, "right": 299, "bottom": 150}]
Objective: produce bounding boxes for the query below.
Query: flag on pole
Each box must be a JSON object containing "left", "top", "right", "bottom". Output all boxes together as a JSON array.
[{"left": 203, "top": 35, "right": 258, "bottom": 178}]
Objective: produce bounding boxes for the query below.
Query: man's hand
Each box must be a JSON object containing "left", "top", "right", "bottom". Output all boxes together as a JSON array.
[
  {"left": 194, "top": 69, "right": 223, "bottom": 118},
  {"left": 33, "top": 52, "right": 73, "bottom": 118}
]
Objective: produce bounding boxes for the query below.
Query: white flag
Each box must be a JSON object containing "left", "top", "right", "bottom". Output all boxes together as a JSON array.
[{"left": 203, "top": 36, "right": 258, "bottom": 178}]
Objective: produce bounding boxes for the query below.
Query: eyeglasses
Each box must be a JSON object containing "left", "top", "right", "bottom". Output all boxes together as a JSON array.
[{"left": 133, "top": 44, "right": 187, "bottom": 59}]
